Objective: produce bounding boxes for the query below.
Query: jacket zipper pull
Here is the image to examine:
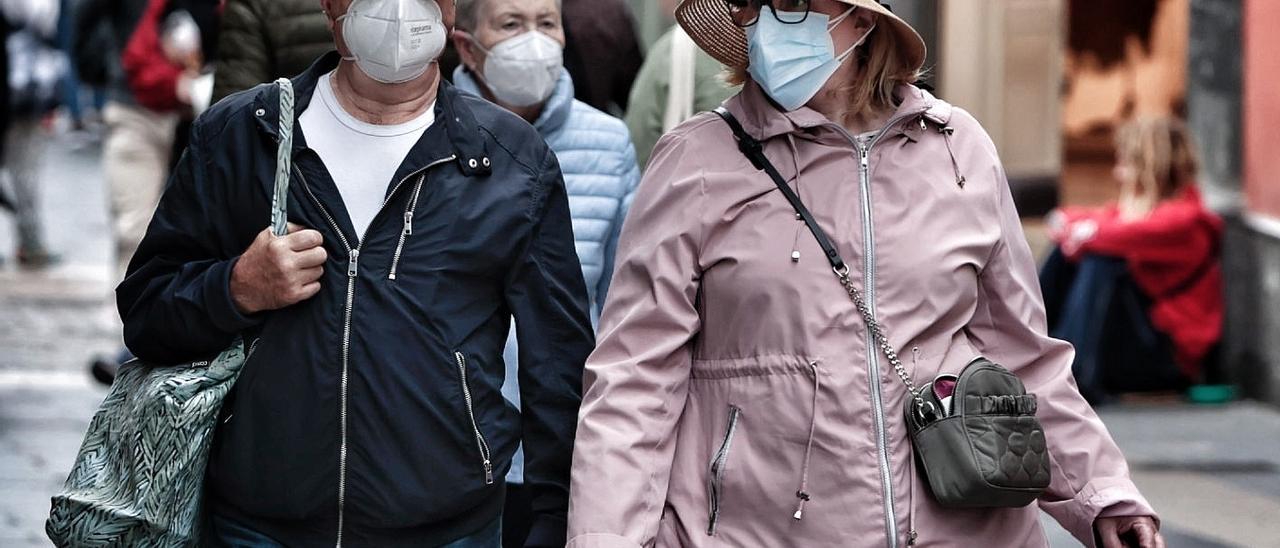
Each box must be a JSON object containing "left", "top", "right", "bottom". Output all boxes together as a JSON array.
[
  {"left": 483, "top": 459, "right": 494, "bottom": 484},
  {"left": 348, "top": 248, "right": 360, "bottom": 277},
  {"left": 403, "top": 211, "right": 413, "bottom": 236}
]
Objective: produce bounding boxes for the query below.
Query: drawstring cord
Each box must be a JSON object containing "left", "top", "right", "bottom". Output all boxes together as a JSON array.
[
  {"left": 793, "top": 360, "right": 821, "bottom": 520},
  {"left": 787, "top": 135, "right": 805, "bottom": 263},
  {"left": 938, "top": 122, "right": 966, "bottom": 188}
]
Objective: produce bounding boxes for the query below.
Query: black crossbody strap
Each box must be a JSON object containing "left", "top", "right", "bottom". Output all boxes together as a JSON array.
[{"left": 712, "top": 107, "right": 846, "bottom": 273}]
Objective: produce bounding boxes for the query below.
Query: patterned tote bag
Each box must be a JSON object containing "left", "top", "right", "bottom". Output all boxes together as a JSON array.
[{"left": 46, "top": 78, "right": 296, "bottom": 548}]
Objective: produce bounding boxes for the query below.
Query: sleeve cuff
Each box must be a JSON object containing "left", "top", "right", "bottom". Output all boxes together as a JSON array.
[
  {"left": 565, "top": 533, "right": 643, "bottom": 548},
  {"left": 1044, "top": 476, "right": 1158, "bottom": 548},
  {"left": 205, "top": 256, "right": 264, "bottom": 334},
  {"left": 523, "top": 514, "right": 568, "bottom": 548}
]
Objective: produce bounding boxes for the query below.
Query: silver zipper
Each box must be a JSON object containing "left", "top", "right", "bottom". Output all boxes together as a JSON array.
[
  {"left": 706, "top": 405, "right": 741, "bottom": 536},
  {"left": 827, "top": 112, "right": 926, "bottom": 548},
  {"left": 388, "top": 173, "right": 428, "bottom": 281},
  {"left": 294, "top": 156, "right": 455, "bottom": 548},
  {"left": 454, "top": 351, "right": 494, "bottom": 484},
  {"left": 857, "top": 138, "right": 896, "bottom": 547}
]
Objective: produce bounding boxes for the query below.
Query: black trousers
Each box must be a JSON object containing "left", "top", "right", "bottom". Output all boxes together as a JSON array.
[{"left": 1039, "top": 248, "right": 1188, "bottom": 403}]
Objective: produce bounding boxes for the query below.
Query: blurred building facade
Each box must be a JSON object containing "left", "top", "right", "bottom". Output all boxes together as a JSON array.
[
  {"left": 936, "top": 0, "right": 1064, "bottom": 216},
  {"left": 1219, "top": 0, "right": 1280, "bottom": 404}
]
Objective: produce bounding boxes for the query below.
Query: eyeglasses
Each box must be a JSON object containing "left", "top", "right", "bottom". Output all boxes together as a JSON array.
[{"left": 723, "top": 0, "right": 812, "bottom": 27}]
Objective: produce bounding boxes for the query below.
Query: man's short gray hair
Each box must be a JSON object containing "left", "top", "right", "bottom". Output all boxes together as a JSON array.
[{"left": 454, "top": 0, "right": 562, "bottom": 32}]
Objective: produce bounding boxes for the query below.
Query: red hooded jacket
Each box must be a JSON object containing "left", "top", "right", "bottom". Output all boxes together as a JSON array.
[{"left": 1054, "top": 186, "right": 1223, "bottom": 378}]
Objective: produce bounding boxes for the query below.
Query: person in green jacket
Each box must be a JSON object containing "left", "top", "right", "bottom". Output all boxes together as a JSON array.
[
  {"left": 211, "top": 0, "right": 333, "bottom": 102},
  {"left": 624, "top": 19, "right": 737, "bottom": 168}
]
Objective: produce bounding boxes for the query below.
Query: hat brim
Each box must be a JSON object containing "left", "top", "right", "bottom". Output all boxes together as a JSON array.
[{"left": 675, "top": 0, "right": 926, "bottom": 72}]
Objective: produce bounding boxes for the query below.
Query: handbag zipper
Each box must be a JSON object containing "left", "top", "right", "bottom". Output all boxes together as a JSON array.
[
  {"left": 294, "top": 155, "right": 454, "bottom": 548},
  {"left": 706, "top": 405, "right": 741, "bottom": 536},
  {"left": 454, "top": 351, "right": 494, "bottom": 484}
]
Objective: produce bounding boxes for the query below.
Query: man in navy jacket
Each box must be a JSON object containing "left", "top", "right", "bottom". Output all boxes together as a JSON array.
[{"left": 116, "top": 1, "right": 593, "bottom": 545}]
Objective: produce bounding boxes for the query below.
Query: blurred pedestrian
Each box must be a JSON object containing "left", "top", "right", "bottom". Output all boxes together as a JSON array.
[
  {"left": 450, "top": 0, "right": 639, "bottom": 543},
  {"left": 210, "top": 0, "right": 331, "bottom": 103},
  {"left": 72, "top": 0, "right": 169, "bottom": 281},
  {"left": 1041, "top": 116, "right": 1222, "bottom": 403},
  {"left": 624, "top": 0, "right": 736, "bottom": 168},
  {"left": 0, "top": 0, "right": 64, "bottom": 267},
  {"left": 57, "top": 0, "right": 106, "bottom": 135},
  {"left": 87, "top": 0, "right": 214, "bottom": 384},
  {"left": 117, "top": 0, "right": 593, "bottom": 545},
  {"left": 566, "top": 1, "right": 1163, "bottom": 547},
  {"left": 74, "top": 0, "right": 148, "bottom": 385},
  {"left": 121, "top": 0, "right": 217, "bottom": 124},
  {"left": 146, "top": 0, "right": 222, "bottom": 169},
  {"left": 560, "top": 0, "right": 641, "bottom": 113}
]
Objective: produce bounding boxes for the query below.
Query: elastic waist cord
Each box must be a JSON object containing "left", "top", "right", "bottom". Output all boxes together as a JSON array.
[{"left": 793, "top": 360, "right": 821, "bottom": 520}]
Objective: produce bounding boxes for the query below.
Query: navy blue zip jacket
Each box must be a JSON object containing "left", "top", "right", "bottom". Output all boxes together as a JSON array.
[{"left": 116, "top": 53, "right": 594, "bottom": 547}]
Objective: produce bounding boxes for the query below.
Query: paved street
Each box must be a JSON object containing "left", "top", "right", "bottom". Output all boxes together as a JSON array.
[{"left": 2, "top": 133, "right": 1279, "bottom": 547}]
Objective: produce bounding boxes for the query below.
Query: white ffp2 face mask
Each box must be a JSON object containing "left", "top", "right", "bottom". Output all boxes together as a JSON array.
[
  {"left": 341, "top": 0, "right": 447, "bottom": 84},
  {"left": 471, "top": 31, "right": 564, "bottom": 107}
]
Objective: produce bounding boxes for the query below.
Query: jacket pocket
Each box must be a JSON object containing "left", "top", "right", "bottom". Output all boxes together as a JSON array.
[
  {"left": 454, "top": 351, "right": 495, "bottom": 485},
  {"left": 706, "top": 404, "right": 742, "bottom": 536}
]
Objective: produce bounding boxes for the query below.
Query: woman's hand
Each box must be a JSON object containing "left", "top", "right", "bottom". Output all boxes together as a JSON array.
[{"left": 1095, "top": 515, "right": 1164, "bottom": 548}]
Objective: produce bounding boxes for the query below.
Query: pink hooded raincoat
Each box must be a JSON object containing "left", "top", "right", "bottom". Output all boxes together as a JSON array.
[{"left": 566, "top": 82, "right": 1156, "bottom": 547}]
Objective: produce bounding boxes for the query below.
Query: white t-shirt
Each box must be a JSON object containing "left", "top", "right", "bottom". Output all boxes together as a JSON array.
[{"left": 299, "top": 71, "right": 435, "bottom": 238}]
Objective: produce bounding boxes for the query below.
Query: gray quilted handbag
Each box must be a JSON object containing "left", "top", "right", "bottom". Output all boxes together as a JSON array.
[
  {"left": 903, "top": 358, "right": 1051, "bottom": 508},
  {"left": 46, "top": 78, "right": 296, "bottom": 547}
]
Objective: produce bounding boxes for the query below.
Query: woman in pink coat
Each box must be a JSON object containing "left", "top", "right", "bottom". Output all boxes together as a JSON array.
[{"left": 567, "top": 0, "right": 1163, "bottom": 546}]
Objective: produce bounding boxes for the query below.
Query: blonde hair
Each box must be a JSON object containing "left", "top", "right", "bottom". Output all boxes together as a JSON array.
[
  {"left": 725, "top": 11, "right": 923, "bottom": 115},
  {"left": 1114, "top": 116, "right": 1200, "bottom": 200}
]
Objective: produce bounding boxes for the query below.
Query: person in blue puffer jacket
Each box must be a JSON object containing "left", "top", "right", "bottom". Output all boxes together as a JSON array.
[{"left": 450, "top": 0, "right": 640, "bottom": 544}]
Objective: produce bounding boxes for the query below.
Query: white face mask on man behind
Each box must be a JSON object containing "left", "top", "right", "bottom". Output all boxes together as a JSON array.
[
  {"left": 469, "top": 30, "right": 564, "bottom": 107},
  {"left": 341, "top": 0, "right": 447, "bottom": 83}
]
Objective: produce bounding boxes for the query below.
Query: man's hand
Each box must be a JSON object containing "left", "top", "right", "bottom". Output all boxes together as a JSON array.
[
  {"left": 1096, "top": 516, "right": 1164, "bottom": 548},
  {"left": 230, "top": 223, "right": 327, "bottom": 314}
]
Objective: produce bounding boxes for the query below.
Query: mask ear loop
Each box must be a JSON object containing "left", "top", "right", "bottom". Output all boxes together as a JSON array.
[
  {"left": 337, "top": 12, "right": 359, "bottom": 62},
  {"left": 460, "top": 32, "right": 498, "bottom": 89},
  {"left": 831, "top": 9, "right": 876, "bottom": 64},
  {"left": 826, "top": 5, "right": 857, "bottom": 29}
]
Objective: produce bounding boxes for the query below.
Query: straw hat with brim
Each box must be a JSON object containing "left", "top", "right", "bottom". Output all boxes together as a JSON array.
[{"left": 675, "top": 0, "right": 927, "bottom": 72}]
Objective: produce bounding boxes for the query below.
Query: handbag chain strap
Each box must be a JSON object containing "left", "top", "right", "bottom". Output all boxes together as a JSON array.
[
  {"left": 712, "top": 107, "right": 921, "bottom": 400},
  {"left": 834, "top": 267, "right": 919, "bottom": 397}
]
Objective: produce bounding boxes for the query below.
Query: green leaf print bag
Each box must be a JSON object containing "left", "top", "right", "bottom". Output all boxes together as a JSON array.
[{"left": 45, "top": 78, "right": 296, "bottom": 547}]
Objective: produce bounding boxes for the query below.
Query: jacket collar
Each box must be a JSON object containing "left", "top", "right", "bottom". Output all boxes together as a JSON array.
[
  {"left": 252, "top": 52, "right": 493, "bottom": 178},
  {"left": 726, "top": 79, "right": 953, "bottom": 145},
  {"left": 450, "top": 66, "right": 576, "bottom": 136}
]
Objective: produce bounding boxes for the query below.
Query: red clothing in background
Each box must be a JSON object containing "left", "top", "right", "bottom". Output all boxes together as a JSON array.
[
  {"left": 121, "top": 0, "right": 183, "bottom": 112},
  {"left": 1053, "top": 186, "right": 1223, "bottom": 378}
]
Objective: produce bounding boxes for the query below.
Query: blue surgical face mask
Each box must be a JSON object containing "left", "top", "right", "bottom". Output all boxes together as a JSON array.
[{"left": 746, "top": 6, "right": 875, "bottom": 111}]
